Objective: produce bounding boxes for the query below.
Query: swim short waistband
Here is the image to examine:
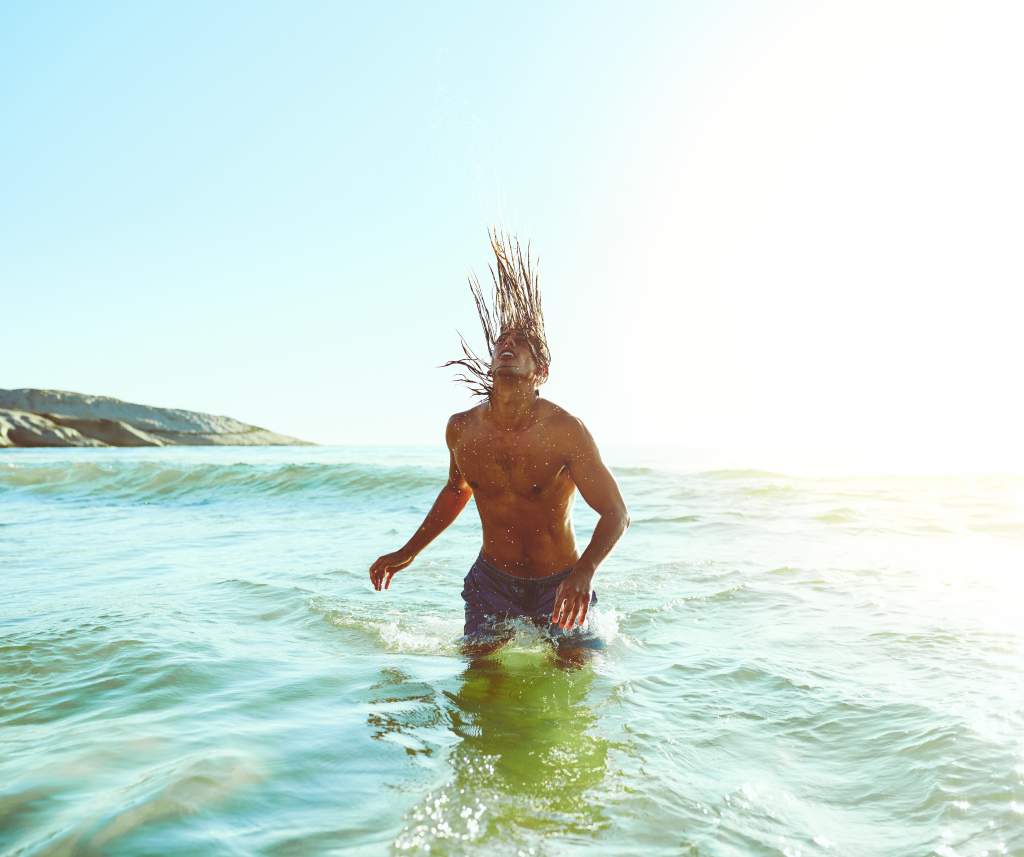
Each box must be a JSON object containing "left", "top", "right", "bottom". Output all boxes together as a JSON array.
[{"left": 473, "top": 551, "right": 576, "bottom": 583}]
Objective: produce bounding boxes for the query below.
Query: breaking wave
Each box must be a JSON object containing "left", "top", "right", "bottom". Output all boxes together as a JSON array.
[{"left": 0, "top": 460, "right": 442, "bottom": 503}]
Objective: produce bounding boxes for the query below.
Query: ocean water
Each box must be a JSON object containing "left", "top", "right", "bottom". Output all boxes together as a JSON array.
[{"left": 1, "top": 446, "right": 1022, "bottom": 857}]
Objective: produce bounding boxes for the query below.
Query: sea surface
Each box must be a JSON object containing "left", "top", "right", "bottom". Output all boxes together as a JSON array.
[{"left": 1, "top": 446, "right": 1022, "bottom": 857}]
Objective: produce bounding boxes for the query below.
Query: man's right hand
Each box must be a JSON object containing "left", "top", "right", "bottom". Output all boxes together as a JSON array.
[{"left": 369, "top": 550, "right": 415, "bottom": 591}]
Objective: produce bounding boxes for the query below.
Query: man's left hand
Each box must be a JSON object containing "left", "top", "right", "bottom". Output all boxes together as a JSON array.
[{"left": 551, "top": 569, "right": 593, "bottom": 631}]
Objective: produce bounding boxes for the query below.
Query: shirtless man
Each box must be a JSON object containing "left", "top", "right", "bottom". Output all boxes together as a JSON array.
[{"left": 368, "top": 231, "right": 629, "bottom": 658}]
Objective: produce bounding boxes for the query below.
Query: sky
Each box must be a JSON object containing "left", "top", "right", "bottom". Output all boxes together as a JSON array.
[{"left": 2, "top": 1, "right": 1021, "bottom": 474}]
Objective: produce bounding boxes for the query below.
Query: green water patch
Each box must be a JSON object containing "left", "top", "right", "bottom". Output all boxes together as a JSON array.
[{"left": 392, "top": 651, "right": 613, "bottom": 854}]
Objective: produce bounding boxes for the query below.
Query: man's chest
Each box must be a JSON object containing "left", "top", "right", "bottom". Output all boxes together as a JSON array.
[{"left": 455, "top": 428, "right": 567, "bottom": 496}]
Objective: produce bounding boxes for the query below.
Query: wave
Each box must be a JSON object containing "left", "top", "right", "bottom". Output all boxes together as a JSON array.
[
  {"left": 0, "top": 460, "right": 443, "bottom": 503},
  {"left": 8, "top": 750, "right": 266, "bottom": 856},
  {"left": 611, "top": 466, "right": 657, "bottom": 477},
  {"left": 814, "top": 507, "right": 859, "bottom": 523},
  {"left": 693, "top": 468, "right": 787, "bottom": 479},
  {"left": 308, "top": 595, "right": 620, "bottom": 655},
  {"left": 632, "top": 514, "right": 701, "bottom": 525},
  {"left": 615, "top": 465, "right": 791, "bottom": 482}
]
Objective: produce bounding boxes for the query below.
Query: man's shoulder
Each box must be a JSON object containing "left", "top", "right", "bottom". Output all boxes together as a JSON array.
[
  {"left": 446, "top": 405, "right": 484, "bottom": 440},
  {"left": 536, "top": 399, "right": 589, "bottom": 438},
  {"left": 448, "top": 404, "right": 484, "bottom": 425},
  {"left": 536, "top": 397, "right": 578, "bottom": 423}
]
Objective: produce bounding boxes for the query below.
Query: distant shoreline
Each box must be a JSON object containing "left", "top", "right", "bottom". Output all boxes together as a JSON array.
[{"left": 0, "top": 388, "right": 312, "bottom": 448}]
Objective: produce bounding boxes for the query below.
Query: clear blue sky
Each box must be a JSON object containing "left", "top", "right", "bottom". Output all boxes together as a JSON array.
[{"left": 3, "top": 2, "right": 1021, "bottom": 472}]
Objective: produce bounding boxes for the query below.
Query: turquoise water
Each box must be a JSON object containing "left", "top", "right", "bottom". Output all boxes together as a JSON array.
[{"left": 2, "top": 447, "right": 1022, "bottom": 856}]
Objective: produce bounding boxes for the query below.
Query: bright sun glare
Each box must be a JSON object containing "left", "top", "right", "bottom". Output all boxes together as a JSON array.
[{"left": 589, "top": 3, "right": 1023, "bottom": 475}]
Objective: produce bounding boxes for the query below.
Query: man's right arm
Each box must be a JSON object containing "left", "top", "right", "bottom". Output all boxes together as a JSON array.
[{"left": 369, "top": 416, "right": 474, "bottom": 591}]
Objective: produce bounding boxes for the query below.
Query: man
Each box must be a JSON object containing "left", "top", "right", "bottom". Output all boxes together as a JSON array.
[{"left": 369, "top": 228, "right": 629, "bottom": 659}]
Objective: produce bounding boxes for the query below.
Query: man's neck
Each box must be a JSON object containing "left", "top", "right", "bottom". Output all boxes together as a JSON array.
[{"left": 486, "top": 381, "right": 539, "bottom": 430}]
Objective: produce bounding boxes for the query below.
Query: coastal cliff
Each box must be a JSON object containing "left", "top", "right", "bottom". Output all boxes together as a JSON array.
[{"left": 0, "top": 389, "right": 312, "bottom": 448}]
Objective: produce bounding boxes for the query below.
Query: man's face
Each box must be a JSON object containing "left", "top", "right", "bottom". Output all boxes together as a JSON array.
[{"left": 490, "top": 328, "right": 548, "bottom": 386}]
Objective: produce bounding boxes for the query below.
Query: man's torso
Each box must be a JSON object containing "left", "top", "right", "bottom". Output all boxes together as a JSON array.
[{"left": 450, "top": 399, "right": 579, "bottom": 577}]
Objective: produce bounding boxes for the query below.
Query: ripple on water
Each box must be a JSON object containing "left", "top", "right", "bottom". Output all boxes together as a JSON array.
[
  {"left": 308, "top": 596, "right": 464, "bottom": 655},
  {"left": 307, "top": 595, "right": 620, "bottom": 658},
  {"left": 5, "top": 750, "right": 266, "bottom": 857}
]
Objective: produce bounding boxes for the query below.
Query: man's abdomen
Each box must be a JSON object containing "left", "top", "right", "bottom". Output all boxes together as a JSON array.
[{"left": 476, "top": 500, "right": 579, "bottom": 577}]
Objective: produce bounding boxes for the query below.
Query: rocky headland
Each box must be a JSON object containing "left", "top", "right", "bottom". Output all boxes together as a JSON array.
[{"left": 0, "top": 389, "right": 312, "bottom": 448}]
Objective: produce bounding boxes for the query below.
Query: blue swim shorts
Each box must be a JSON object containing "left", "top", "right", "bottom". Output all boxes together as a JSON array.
[{"left": 460, "top": 551, "right": 599, "bottom": 643}]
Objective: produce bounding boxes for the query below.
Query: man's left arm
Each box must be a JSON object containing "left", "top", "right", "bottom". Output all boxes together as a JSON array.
[{"left": 552, "top": 418, "right": 630, "bottom": 630}]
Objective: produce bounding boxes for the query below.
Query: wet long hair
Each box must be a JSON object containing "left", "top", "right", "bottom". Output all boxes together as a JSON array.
[{"left": 443, "top": 227, "right": 551, "bottom": 400}]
